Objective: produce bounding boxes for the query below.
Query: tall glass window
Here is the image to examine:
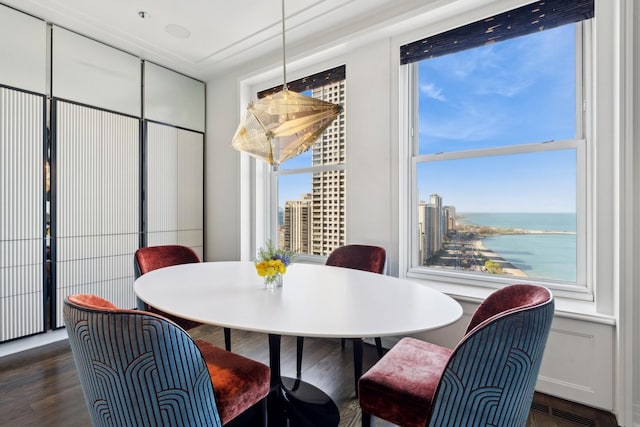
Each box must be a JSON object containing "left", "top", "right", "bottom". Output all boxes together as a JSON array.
[
  {"left": 268, "top": 70, "right": 346, "bottom": 257},
  {"left": 405, "top": 1, "right": 593, "bottom": 289}
]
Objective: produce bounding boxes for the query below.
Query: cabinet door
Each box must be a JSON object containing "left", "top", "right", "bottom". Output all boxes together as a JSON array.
[
  {"left": 0, "top": 4, "right": 46, "bottom": 93},
  {"left": 0, "top": 88, "right": 45, "bottom": 342},
  {"left": 177, "top": 129, "right": 204, "bottom": 259},
  {"left": 54, "top": 101, "right": 139, "bottom": 326},
  {"left": 146, "top": 122, "right": 203, "bottom": 259},
  {"left": 144, "top": 62, "right": 205, "bottom": 132}
]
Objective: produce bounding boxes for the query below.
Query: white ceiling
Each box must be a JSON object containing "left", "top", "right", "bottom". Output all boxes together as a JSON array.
[{"left": 2, "top": 0, "right": 449, "bottom": 81}]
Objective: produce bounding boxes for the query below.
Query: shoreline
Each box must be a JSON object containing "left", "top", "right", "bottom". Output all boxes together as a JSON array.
[
  {"left": 472, "top": 238, "right": 528, "bottom": 277},
  {"left": 458, "top": 225, "right": 575, "bottom": 237},
  {"left": 445, "top": 217, "right": 577, "bottom": 279},
  {"left": 435, "top": 220, "right": 576, "bottom": 278}
]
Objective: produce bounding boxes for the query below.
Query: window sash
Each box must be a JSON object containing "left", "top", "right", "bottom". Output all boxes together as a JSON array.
[
  {"left": 409, "top": 138, "right": 587, "bottom": 292},
  {"left": 273, "top": 165, "right": 347, "bottom": 261}
]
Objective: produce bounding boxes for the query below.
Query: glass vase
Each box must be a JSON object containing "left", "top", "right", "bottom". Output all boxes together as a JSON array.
[{"left": 264, "top": 272, "right": 283, "bottom": 289}]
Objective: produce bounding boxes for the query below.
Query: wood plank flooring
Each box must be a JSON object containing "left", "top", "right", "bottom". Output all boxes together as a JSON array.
[{"left": 0, "top": 325, "right": 618, "bottom": 426}]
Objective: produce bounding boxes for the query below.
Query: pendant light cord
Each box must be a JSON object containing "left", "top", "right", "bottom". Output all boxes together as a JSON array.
[{"left": 281, "top": 0, "right": 288, "bottom": 90}]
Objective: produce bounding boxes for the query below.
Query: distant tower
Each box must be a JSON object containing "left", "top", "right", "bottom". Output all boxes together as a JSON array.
[
  {"left": 284, "top": 193, "right": 312, "bottom": 253},
  {"left": 311, "top": 80, "right": 346, "bottom": 256},
  {"left": 443, "top": 205, "right": 456, "bottom": 234},
  {"left": 418, "top": 194, "right": 443, "bottom": 263},
  {"left": 429, "top": 194, "right": 443, "bottom": 254},
  {"left": 418, "top": 201, "right": 427, "bottom": 264}
]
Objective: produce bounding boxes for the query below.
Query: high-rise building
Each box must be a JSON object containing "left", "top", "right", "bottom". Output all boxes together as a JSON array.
[
  {"left": 284, "top": 194, "right": 312, "bottom": 253},
  {"left": 418, "top": 201, "right": 427, "bottom": 264},
  {"left": 311, "top": 81, "right": 346, "bottom": 256},
  {"left": 429, "top": 194, "right": 443, "bottom": 256},
  {"left": 443, "top": 205, "right": 456, "bottom": 234},
  {"left": 418, "top": 194, "right": 443, "bottom": 263}
]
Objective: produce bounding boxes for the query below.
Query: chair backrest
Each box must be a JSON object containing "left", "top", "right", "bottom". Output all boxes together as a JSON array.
[
  {"left": 133, "top": 245, "right": 203, "bottom": 329},
  {"left": 325, "top": 244, "right": 386, "bottom": 274},
  {"left": 465, "top": 284, "right": 551, "bottom": 333},
  {"left": 428, "top": 284, "right": 554, "bottom": 427},
  {"left": 64, "top": 294, "right": 222, "bottom": 427},
  {"left": 134, "top": 244, "right": 201, "bottom": 279}
]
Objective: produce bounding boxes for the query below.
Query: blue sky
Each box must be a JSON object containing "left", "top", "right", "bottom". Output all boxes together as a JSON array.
[
  {"left": 277, "top": 24, "right": 578, "bottom": 213},
  {"left": 417, "top": 24, "right": 577, "bottom": 213}
]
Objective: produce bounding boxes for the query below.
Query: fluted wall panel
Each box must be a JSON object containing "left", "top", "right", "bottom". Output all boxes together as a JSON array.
[
  {"left": 146, "top": 123, "right": 177, "bottom": 235},
  {"left": 0, "top": 87, "right": 44, "bottom": 341},
  {"left": 177, "top": 128, "right": 204, "bottom": 256},
  {"left": 146, "top": 123, "right": 202, "bottom": 257},
  {"left": 54, "top": 101, "right": 139, "bottom": 327}
]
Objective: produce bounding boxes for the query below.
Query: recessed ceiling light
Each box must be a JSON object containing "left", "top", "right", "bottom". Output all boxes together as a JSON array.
[
  {"left": 138, "top": 11, "right": 149, "bottom": 19},
  {"left": 165, "top": 24, "right": 191, "bottom": 39}
]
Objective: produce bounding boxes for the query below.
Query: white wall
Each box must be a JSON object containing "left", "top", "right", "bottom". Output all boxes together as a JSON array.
[
  {"left": 632, "top": 3, "right": 640, "bottom": 425},
  {"left": 204, "top": 0, "right": 637, "bottom": 424},
  {"left": 344, "top": 39, "right": 396, "bottom": 274},
  {"left": 205, "top": 76, "right": 242, "bottom": 261}
]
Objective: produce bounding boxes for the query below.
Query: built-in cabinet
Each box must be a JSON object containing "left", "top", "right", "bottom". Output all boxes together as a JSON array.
[
  {"left": 0, "top": 4, "right": 205, "bottom": 341},
  {"left": 50, "top": 26, "right": 142, "bottom": 328},
  {"left": 145, "top": 124, "right": 204, "bottom": 259},
  {"left": 52, "top": 101, "right": 140, "bottom": 327},
  {"left": 0, "top": 88, "right": 45, "bottom": 341},
  {"left": 0, "top": 7, "right": 47, "bottom": 342},
  {"left": 143, "top": 62, "right": 205, "bottom": 259}
]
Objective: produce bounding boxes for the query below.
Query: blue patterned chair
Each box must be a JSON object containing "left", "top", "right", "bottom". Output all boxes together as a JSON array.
[
  {"left": 358, "top": 284, "right": 554, "bottom": 427},
  {"left": 64, "top": 294, "right": 270, "bottom": 427}
]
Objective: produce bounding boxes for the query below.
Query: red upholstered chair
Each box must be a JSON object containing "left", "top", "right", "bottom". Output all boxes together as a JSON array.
[
  {"left": 358, "top": 284, "right": 554, "bottom": 427},
  {"left": 64, "top": 293, "right": 270, "bottom": 426},
  {"left": 296, "top": 244, "right": 387, "bottom": 395},
  {"left": 134, "top": 245, "right": 232, "bottom": 351}
]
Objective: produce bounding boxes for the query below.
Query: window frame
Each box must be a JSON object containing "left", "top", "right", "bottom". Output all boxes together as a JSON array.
[
  {"left": 270, "top": 162, "right": 347, "bottom": 263},
  {"left": 401, "top": 20, "right": 594, "bottom": 300},
  {"left": 254, "top": 72, "right": 347, "bottom": 263}
]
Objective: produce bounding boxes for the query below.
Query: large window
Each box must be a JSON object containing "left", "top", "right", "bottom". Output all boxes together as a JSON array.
[
  {"left": 264, "top": 67, "right": 346, "bottom": 257},
  {"left": 405, "top": 1, "right": 593, "bottom": 290}
]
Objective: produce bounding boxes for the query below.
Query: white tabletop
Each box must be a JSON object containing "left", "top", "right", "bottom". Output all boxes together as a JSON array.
[{"left": 134, "top": 261, "right": 462, "bottom": 339}]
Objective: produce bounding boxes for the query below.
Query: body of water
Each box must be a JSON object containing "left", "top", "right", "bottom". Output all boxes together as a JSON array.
[{"left": 459, "top": 213, "right": 576, "bottom": 282}]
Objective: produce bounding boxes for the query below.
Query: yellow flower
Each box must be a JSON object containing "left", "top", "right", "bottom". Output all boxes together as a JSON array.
[{"left": 255, "top": 259, "right": 286, "bottom": 277}]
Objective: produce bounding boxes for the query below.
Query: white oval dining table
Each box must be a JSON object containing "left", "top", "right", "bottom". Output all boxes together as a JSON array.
[{"left": 134, "top": 261, "right": 463, "bottom": 427}]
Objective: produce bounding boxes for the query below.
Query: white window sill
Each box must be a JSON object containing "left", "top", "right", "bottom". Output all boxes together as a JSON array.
[{"left": 409, "top": 277, "right": 616, "bottom": 327}]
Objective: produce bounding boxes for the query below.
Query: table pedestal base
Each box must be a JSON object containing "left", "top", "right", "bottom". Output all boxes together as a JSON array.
[
  {"left": 267, "top": 334, "right": 340, "bottom": 427},
  {"left": 267, "top": 377, "right": 340, "bottom": 427}
]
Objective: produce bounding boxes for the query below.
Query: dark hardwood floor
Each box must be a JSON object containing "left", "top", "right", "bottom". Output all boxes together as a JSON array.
[{"left": 0, "top": 325, "right": 618, "bottom": 426}]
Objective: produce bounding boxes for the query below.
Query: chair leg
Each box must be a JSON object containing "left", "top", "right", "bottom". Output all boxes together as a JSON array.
[
  {"left": 361, "top": 411, "right": 372, "bottom": 427},
  {"left": 374, "top": 337, "right": 384, "bottom": 358},
  {"left": 224, "top": 328, "right": 231, "bottom": 351},
  {"left": 261, "top": 397, "right": 268, "bottom": 427},
  {"left": 352, "top": 338, "right": 363, "bottom": 398},
  {"left": 296, "top": 336, "right": 304, "bottom": 376},
  {"left": 341, "top": 337, "right": 346, "bottom": 350}
]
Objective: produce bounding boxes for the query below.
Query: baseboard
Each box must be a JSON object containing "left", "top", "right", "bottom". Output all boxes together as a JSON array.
[
  {"left": 531, "top": 392, "right": 618, "bottom": 427},
  {"left": 0, "top": 328, "right": 68, "bottom": 358}
]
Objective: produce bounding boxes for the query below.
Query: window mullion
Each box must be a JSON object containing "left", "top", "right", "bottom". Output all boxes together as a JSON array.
[
  {"left": 413, "top": 139, "right": 582, "bottom": 163},
  {"left": 275, "top": 163, "right": 345, "bottom": 177}
]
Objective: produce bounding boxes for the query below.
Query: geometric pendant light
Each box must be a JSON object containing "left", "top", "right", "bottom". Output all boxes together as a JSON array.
[{"left": 231, "top": 0, "right": 342, "bottom": 171}]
